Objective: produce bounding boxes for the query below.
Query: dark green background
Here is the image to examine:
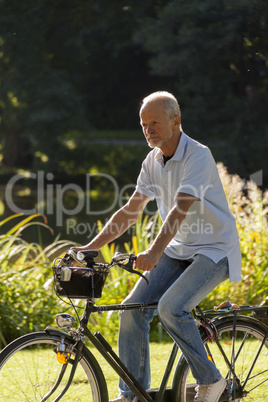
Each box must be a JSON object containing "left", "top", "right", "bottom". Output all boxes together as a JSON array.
[{"left": 1, "top": 0, "right": 267, "bottom": 243}]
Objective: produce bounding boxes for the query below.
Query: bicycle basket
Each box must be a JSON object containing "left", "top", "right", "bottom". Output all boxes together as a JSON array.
[{"left": 53, "top": 266, "right": 108, "bottom": 299}]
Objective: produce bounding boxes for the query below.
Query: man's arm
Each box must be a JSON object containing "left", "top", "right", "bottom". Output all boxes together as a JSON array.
[
  {"left": 72, "top": 191, "right": 151, "bottom": 252},
  {"left": 134, "top": 192, "right": 196, "bottom": 271}
]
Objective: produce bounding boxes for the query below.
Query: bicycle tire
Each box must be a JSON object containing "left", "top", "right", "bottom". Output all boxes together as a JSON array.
[
  {"left": 172, "top": 317, "right": 268, "bottom": 401},
  {"left": 0, "top": 331, "right": 109, "bottom": 402}
]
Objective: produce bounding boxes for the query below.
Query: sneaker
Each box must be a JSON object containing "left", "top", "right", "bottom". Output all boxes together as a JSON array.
[
  {"left": 109, "top": 396, "right": 132, "bottom": 402},
  {"left": 194, "top": 376, "right": 226, "bottom": 401}
]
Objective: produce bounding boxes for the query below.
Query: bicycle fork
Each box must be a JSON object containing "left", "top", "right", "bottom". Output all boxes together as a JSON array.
[{"left": 40, "top": 336, "right": 84, "bottom": 402}]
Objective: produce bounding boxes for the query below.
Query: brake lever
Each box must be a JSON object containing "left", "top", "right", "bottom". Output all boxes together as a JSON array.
[{"left": 119, "top": 260, "right": 149, "bottom": 285}]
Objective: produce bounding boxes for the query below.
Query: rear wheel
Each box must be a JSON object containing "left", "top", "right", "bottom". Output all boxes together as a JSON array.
[
  {"left": 174, "top": 319, "right": 268, "bottom": 401},
  {"left": 0, "top": 331, "right": 108, "bottom": 402}
]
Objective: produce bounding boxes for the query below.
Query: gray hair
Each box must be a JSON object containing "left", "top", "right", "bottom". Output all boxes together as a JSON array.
[{"left": 140, "top": 91, "right": 181, "bottom": 118}]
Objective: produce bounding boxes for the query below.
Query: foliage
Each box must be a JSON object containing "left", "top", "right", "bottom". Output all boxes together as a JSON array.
[
  {"left": 0, "top": 1, "right": 161, "bottom": 170},
  {"left": 55, "top": 140, "right": 149, "bottom": 184},
  {"left": 0, "top": 1, "right": 267, "bottom": 185},
  {"left": 135, "top": 0, "right": 268, "bottom": 182},
  {"left": 202, "top": 163, "right": 268, "bottom": 308},
  {"left": 0, "top": 214, "right": 73, "bottom": 347}
]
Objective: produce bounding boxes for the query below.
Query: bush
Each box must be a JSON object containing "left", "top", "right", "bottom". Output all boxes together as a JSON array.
[
  {"left": 203, "top": 163, "right": 268, "bottom": 309},
  {"left": 0, "top": 214, "right": 73, "bottom": 347}
]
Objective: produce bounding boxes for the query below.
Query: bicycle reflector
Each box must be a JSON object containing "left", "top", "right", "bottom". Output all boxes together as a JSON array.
[{"left": 57, "top": 351, "right": 71, "bottom": 364}]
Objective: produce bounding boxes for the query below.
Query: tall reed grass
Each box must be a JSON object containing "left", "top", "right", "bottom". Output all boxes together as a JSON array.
[
  {"left": 0, "top": 214, "right": 73, "bottom": 347},
  {"left": 204, "top": 163, "right": 268, "bottom": 308}
]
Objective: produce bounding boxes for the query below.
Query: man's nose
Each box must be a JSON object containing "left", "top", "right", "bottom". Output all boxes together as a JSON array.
[{"left": 146, "top": 125, "right": 154, "bottom": 134}]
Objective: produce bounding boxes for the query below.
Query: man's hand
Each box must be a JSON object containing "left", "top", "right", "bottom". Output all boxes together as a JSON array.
[
  {"left": 134, "top": 250, "right": 160, "bottom": 272},
  {"left": 133, "top": 192, "right": 196, "bottom": 272},
  {"left": 70, "top": 245, "right": 95, "bottom": 253}
]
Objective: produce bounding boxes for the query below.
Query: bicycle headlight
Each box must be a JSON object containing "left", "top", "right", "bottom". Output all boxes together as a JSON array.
[{"left": 56, "top": 313, "right": 76, "bottom": 328}]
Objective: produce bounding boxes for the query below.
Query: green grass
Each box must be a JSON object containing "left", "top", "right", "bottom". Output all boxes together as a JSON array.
[
  {"left": 0, "top": 341, "right": 176, "bottom": 401},
  {"left": 1, "top": 337, "right": 267, "bottom": 401},
  {"left": 87, "top": 342, "right": 177, "bottom": 399}
]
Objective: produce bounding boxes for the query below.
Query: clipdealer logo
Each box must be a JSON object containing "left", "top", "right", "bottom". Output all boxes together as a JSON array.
[{"left": 4, "top": 169, "right": 264, "bottom": 239}]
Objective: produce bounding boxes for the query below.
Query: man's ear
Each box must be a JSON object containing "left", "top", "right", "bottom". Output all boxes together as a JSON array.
[{"left": 173, "top": 115, "right": 181, "bottom": 129}]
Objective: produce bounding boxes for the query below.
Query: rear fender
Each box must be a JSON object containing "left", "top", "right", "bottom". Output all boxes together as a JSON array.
[{"left": 210, "top": 313, "right": 268, "bottom": 333}]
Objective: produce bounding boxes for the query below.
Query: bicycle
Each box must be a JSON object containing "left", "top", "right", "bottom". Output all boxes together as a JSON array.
[{"left": 0, "top": 250, "right": 268, "bottom": 401}]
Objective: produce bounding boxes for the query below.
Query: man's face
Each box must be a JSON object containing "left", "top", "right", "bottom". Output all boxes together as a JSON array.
[{"left": 140, "top": 100, "right": 179, "bottom": 151}]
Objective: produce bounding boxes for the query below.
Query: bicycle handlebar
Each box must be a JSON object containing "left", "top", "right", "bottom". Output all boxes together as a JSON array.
[
  {"left": 112, "top": 252, "right": 149, "bottom": 285},
  {"left": 64, "top": 249, "right": 149, "bottom": 285}
]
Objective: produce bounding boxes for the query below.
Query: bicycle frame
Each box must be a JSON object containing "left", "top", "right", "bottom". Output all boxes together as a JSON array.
[
  {"left": 46, "top": 300, "right": 179, "bottom": 402},
  {"left": 3, "top": 251, "right": 268, "bottom": 401},
  {"left": 45, "top": 297, "right": 268, "bottom": 402},
  {"left": 47, "top": 250, "right": 268, "bottom": 402}
]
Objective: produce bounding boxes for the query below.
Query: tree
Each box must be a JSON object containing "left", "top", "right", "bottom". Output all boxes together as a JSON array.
[
  {"left": 0, "top": 0, "right": 163, "bottom": 170},
  {"left": 134, "top": 0, "right": 268, "bottom": 181},
  {"left": 0, "top": 0, "right": 88, "bottom": 169},
  {"left": 1, "top": 0, "right": 267, "bottom": 184}
]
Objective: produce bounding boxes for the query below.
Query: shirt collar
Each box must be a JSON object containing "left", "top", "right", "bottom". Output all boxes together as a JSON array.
[{"left": 155, "top": 131, "right": 188, "bottom": 164}]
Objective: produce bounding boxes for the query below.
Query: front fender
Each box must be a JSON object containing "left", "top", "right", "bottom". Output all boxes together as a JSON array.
[{"left": 45, "top": 326, "right": 71, "bottom": 338}]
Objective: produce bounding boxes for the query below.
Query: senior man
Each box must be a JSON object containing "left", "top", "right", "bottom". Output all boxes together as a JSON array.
[{"left": 72, "top": 91, "right": 241, "bottom": 402}]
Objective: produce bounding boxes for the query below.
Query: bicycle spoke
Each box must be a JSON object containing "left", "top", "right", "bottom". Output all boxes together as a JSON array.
[
  {"left": 242, "top": 330, "right": 268, "bottom": 389},
  {"left": 40, "top": 364, "right": 68, "bottom": 402},
  {"left": 0, "top": 332, "right": 107, "bottom": 401},
  {"left": 177, "top": 319, "right": 268, "bottom": 401}
]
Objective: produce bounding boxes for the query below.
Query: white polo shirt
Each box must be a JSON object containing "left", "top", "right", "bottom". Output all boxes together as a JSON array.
[{"left": 136, "top": 132, "right": 241, "bottom": 282}]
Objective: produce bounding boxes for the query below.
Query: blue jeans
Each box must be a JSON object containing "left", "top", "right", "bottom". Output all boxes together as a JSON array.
[{"left": 118, "top": 253, "right": 229, "bottom": 399}]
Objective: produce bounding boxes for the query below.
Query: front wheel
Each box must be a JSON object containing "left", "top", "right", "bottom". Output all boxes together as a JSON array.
[
  {"left": 173, "top": 318, "right": 268, "bottom": 401},
  {"left": 0, "top": 331, "right": 108, "bottom": 402}
]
